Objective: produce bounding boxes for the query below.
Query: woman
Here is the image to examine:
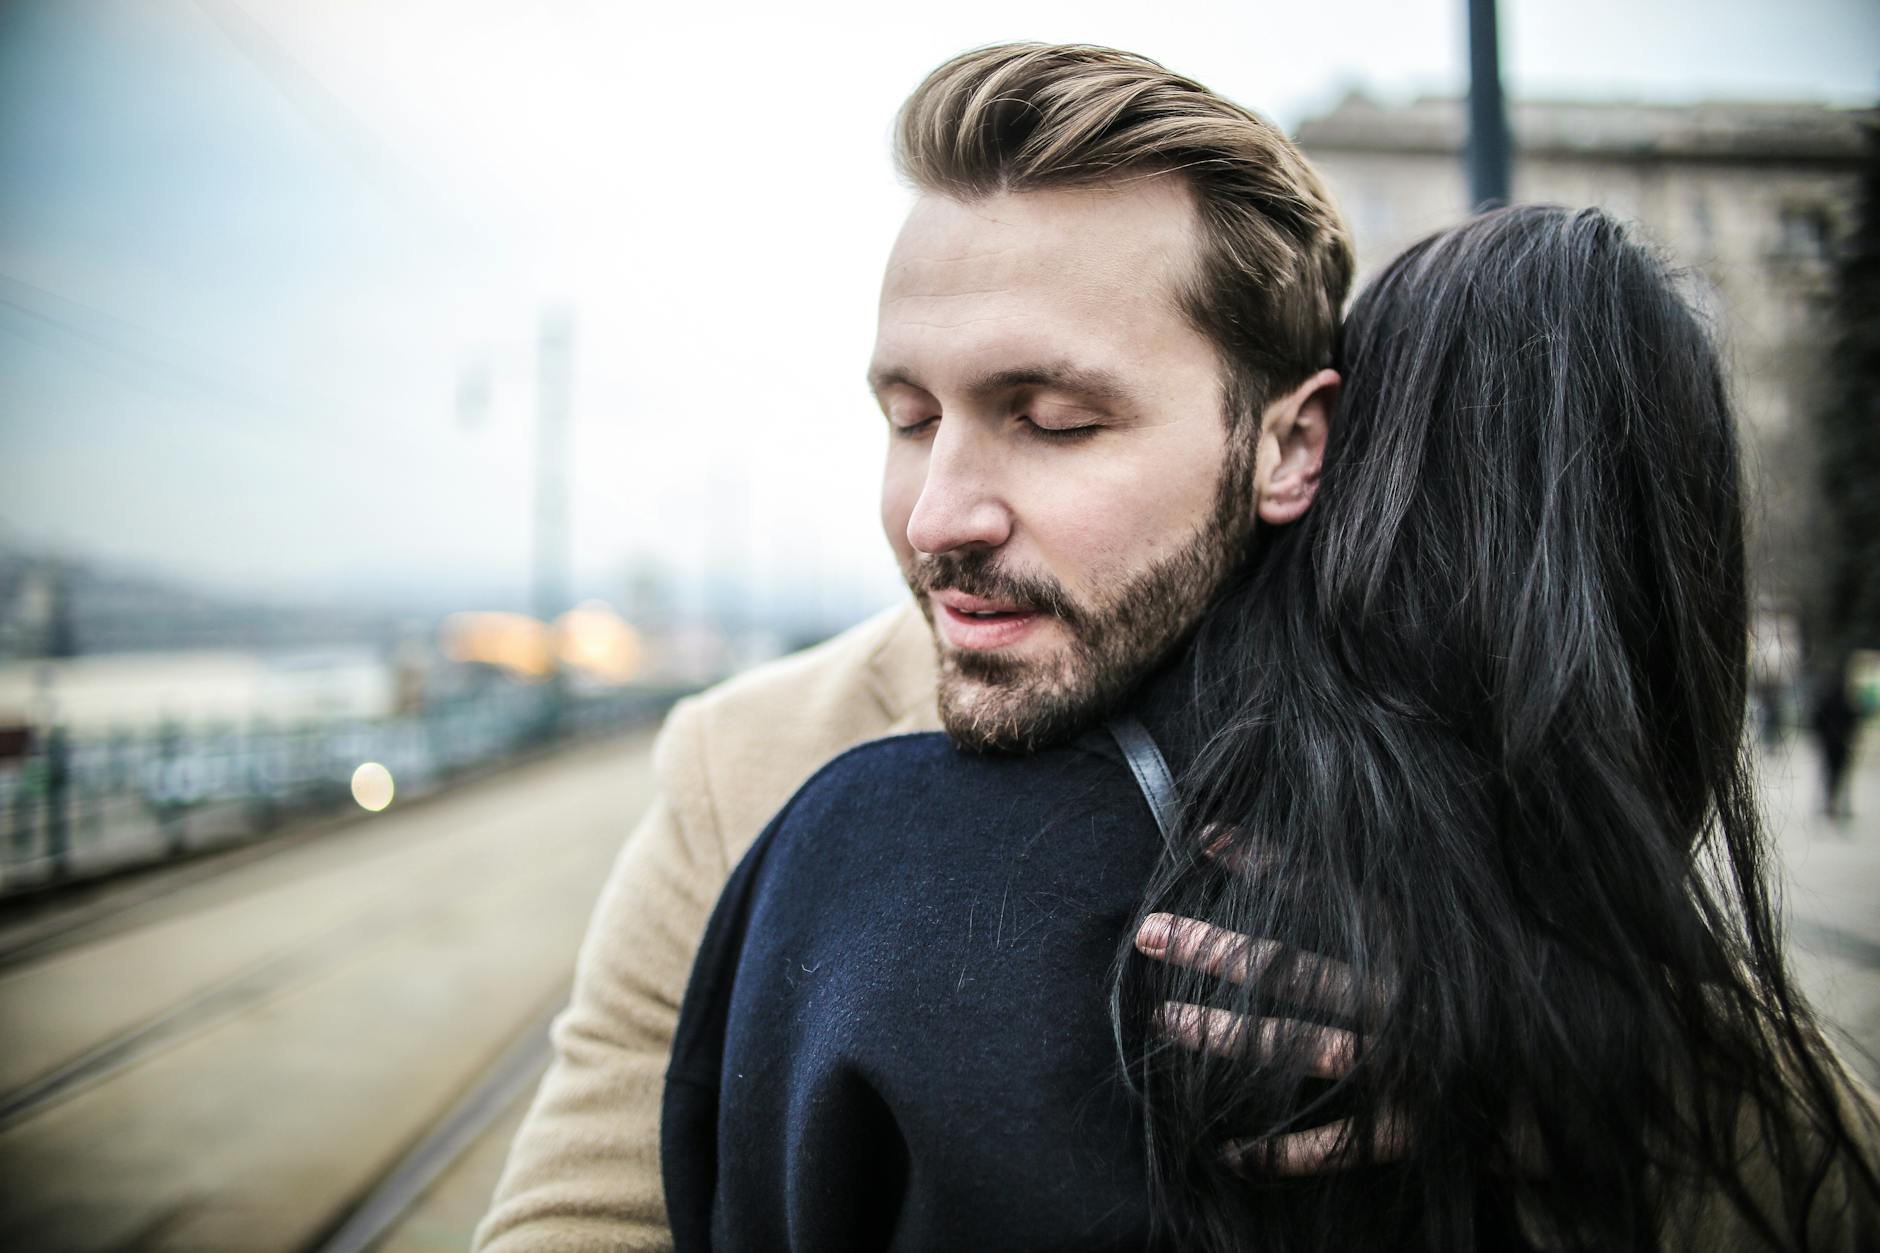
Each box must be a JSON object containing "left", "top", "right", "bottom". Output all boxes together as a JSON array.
[
  {"left": 664, "top": 206, "right": 1879, "bottom": 1251},
  {"left": 1119, "top": 205, "right": 1879, "bottom": 1251}
]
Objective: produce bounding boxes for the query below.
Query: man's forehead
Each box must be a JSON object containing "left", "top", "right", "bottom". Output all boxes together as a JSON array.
[
  {"left": 880, "top": 184, "right": 1202, "bottom": 306},
  {"left": 872, "top": 184, "right": 1210, "bottom": 398}
]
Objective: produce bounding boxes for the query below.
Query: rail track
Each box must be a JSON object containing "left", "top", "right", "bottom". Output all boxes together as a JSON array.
[{"left": 0, "top": 731, "right": 655, "bottom": 1252}]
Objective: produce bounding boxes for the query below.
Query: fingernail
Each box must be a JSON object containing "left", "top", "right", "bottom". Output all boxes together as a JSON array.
[{"left": 1136, "top": 913, "right": 1173, "bottom": 957}]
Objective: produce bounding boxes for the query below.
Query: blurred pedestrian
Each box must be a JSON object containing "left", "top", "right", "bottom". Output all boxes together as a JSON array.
[{"left": 1809, "top": 665, "right": 1860, "bottom": 819}]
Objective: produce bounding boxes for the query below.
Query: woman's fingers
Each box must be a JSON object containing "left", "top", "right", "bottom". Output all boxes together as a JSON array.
[
  {"left": 1155, "top": 1003, "right": 1357, "bottom": 1079},
  {"left": 1151, "top": 999, "right": 1410, "bottom": 1175},
  {"left": 1222, "top": 1111, "right": 1411, "bottom": 1176},
  {"left": 1137, "top": 912, "right": 1413, "bottom": 1178},
  {"left": 1134, "top": 913, "right": 1285, "bottom": 982},
  {"left": 1135, "top": 914, "right": 1378, "bottom": 1018}
]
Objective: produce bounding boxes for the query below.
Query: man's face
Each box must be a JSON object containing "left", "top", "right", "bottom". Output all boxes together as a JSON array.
[{"left": 872, "top": 181, "right": 1253, "bottom": 751}]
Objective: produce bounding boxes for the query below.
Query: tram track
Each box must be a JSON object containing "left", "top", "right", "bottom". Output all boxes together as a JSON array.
[
  {"left": 306, "top": 1000, "right": 559, "bottom": 1253},
  {"left": 2, "top": 899, "right": 418, "bottom": 1134},
  {"left": 0, "top": 732, "right": 653, "bottom": 1252},
  {"left": 0, "top": 814, "right": 586, "bottom": 1134}
]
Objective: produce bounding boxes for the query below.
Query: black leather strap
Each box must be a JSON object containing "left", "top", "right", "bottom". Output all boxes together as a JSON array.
[{"left": 1106, "top": 715, "right": 1176, "bottom": 841}]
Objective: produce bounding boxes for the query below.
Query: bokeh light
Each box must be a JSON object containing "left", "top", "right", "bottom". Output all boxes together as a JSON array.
[
  {"left": 351, "top": 761, "right": 395, "bottom": 812},
  {"left": 441, "top": 610, "right": 558, "bottom": 679},
  {"left": 555, "top": 600, "right": 643, "bottom": 685}
]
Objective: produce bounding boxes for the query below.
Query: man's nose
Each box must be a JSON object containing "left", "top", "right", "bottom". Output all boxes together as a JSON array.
[{"left": 904, "top": 420, "right": 1014, "bottom": 555}]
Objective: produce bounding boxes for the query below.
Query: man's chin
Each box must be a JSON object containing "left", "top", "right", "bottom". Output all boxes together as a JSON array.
[
  {"left": 935, "top": 665, "right": 1105, "bottom": 755},
  {"left": 938, "top": 692, "right": 1052, "bottom": 754}
]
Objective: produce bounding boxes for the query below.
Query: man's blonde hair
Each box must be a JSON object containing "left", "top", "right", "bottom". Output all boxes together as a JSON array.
[{"left": 896, "top": 43, "right": 1354, "bottom": 435}]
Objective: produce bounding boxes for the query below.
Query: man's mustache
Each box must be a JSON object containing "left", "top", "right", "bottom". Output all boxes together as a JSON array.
[{"left": 905, "top": 551, "right": 1087, "bottom": 631}]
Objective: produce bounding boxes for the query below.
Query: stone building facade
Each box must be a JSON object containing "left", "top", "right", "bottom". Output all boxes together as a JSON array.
[{"left": 1293, "top": 95, "right": 1872, "bottom": 616}]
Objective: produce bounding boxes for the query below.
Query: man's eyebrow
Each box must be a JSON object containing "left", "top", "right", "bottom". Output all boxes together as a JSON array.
[
  {"left": 964, "top": 364, "right": 1134, "bottom": 407},
  {"left": 865, "top": 362, "right": 1135, "bottom": 407},
  {"left": 866, "top": 365, "right": 921, "bottom": 395}
]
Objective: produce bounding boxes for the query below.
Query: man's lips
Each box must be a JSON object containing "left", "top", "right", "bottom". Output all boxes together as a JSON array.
[{"left": 931, "top": 591, "right": 1044, "bottom": 651}]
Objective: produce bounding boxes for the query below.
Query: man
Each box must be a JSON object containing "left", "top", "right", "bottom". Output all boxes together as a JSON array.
[{"left": 473, "top": 42, "right": 1350, "bottom": 1251}]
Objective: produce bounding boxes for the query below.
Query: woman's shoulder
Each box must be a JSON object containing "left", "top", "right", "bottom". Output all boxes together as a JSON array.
[
  {"left": 771, "top": 729, "right": 1121, "bottom": 834},
  {"left": 816, "top": 729, "right": 962, "bottom": 777},
  {"left": 802, "top": 729, "right": 1110, "bottom": 791}
]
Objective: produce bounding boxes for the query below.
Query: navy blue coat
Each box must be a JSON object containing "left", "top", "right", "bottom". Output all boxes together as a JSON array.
[{"left": 662, "top": 719, "right": 1175, "bottom": 1252}]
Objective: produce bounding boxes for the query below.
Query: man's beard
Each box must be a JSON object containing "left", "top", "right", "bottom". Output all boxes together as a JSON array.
[{"left": 904, "top": 457, "right": 1254, "bottom": 753}]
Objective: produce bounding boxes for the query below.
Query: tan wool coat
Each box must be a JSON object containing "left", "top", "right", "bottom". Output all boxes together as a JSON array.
[{"left": 473, "top": 601, "right": 941, "bottom": 1253}]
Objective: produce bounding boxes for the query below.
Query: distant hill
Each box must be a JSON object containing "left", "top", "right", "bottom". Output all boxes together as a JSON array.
[{"left": 0, "top": 548, "right": 410, "bottom": 659}]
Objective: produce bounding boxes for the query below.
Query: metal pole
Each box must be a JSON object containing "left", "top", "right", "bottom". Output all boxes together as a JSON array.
[
  {"left": 1467, "top": 0, "right": 1512, "bottom": 209},
  {"left": 533, "top": 309, "right": 575, "bottom": 738},
  {"left": 532, "top": 308, "right": 574, "bottom": 626},
  {"left": 45, "top": 727, "right": 72, "bottom": 879}
]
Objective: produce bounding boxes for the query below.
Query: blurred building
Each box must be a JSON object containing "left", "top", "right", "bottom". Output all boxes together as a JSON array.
[{"left": 1295, "top": 95, "right": 1873, "bottom": 616}]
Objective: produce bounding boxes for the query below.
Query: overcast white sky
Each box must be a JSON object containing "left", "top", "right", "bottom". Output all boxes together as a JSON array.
[{"left": 2, "top": 0, "right": 1876, "bottom": 623}]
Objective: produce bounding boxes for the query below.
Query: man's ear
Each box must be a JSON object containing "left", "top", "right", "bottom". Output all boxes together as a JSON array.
[{"left": 1254, "top": 368, "right": 1338, "bottom": 527}]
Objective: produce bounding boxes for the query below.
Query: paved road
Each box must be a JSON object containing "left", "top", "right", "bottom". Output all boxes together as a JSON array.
[
  {"left": 1761, "top": 738, "right": 1880, "bottom": 1086},
  {"left": 0, "top": 727, "right": 1872, "bottom": 1253},
  {"left": 0, "top": 732, "right": 657, "bottom": 1252}
]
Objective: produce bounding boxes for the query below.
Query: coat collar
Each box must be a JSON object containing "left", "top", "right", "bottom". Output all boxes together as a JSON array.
[{"left": 865, "top": 599, "right": 942, "bottom": 735}]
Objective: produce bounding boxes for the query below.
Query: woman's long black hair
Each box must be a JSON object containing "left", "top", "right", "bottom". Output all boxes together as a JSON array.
[{"left": 1116, "top": 205, "right": 1878, "bottom": 1251}]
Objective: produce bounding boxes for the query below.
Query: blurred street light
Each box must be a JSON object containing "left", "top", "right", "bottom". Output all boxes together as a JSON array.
[
  {"left": 351, "top": 761, "right": 395, "bottom": 812},
  {"left": 440, "top": 602, "right": 642, "bottom": 685}
]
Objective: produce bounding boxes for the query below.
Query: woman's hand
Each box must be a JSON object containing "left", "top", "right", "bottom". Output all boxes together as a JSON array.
[
  {"left": 1135, "top": 913, "right": 1550, "bottom": 1177},
  {"left": 1134, "top": 912, "right": 1407, "bottom": 1175}
]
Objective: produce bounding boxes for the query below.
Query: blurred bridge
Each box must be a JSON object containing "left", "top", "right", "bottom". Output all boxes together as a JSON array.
[{"left": 0, "top": 729, "right": 1873, "bottom": 1251}]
